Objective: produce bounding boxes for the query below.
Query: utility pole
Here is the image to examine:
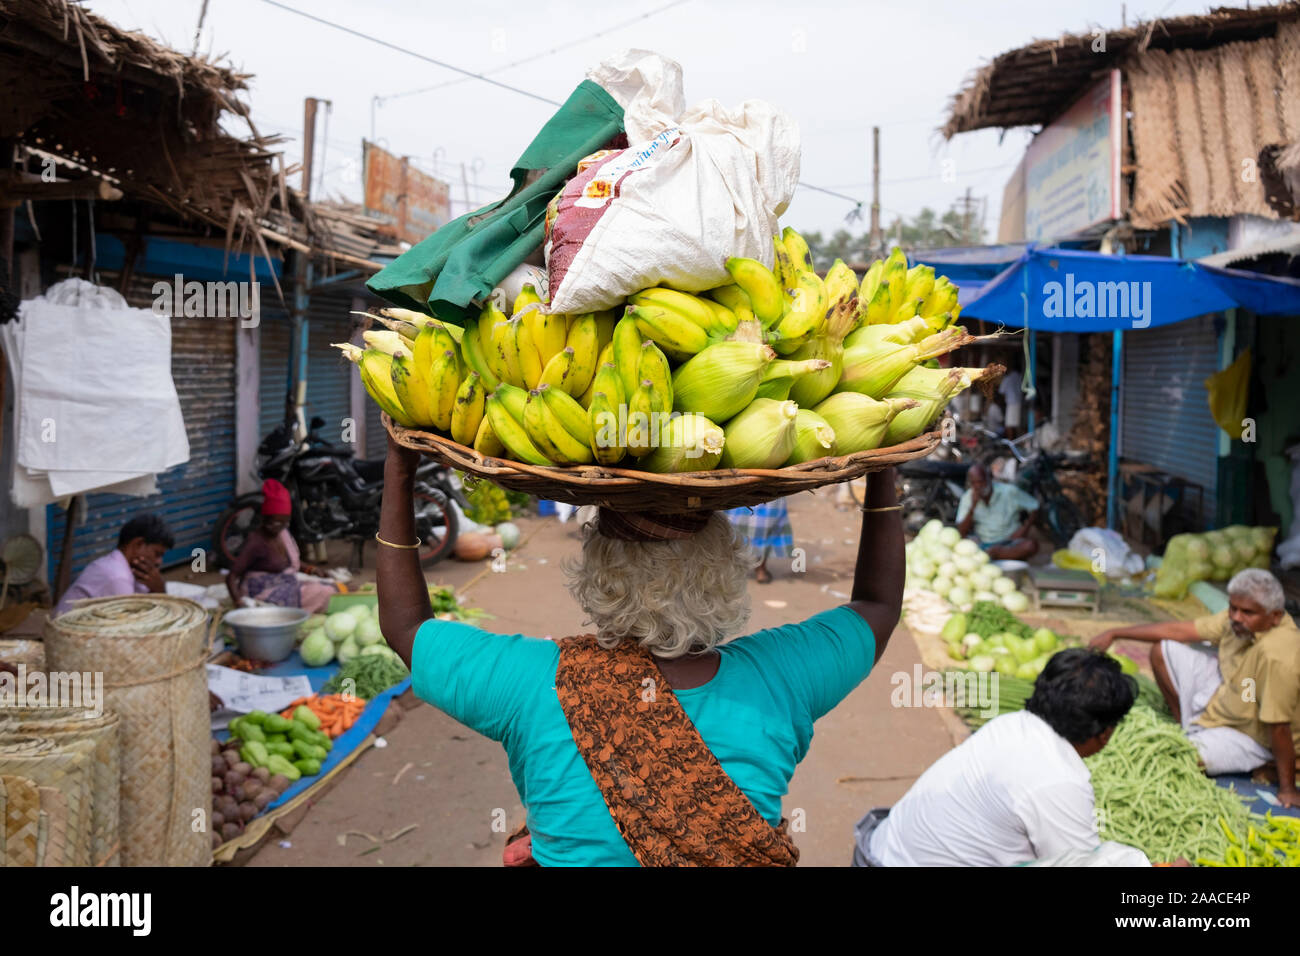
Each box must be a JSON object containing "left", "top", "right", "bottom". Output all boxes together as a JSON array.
[
  {"left": 460, "top": 161, "right": 471, "bottom": 216},
  {"left": 869, "top": 126, "right": 882, "bottom": 256},
  {"left": 962, "top": 187, "right": 972, "bottom": 244},
  {"left": 301, "top": 97, "right": 318, "bottom": 199}
]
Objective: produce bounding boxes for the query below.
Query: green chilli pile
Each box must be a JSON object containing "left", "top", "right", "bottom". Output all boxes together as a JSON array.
[{"left": 1085, "top": 705, "right": 1255, "bottom": 864}]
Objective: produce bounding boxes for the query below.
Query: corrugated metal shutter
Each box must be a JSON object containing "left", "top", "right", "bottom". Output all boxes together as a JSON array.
[
  {"left": 47, "top": 276, "right": 236, "bottom": 577},
  {"left": 1121, "top": 315, "right": 1219, "bottom": 525},
  {"left": 258, "top": 309, "right": 293, "bottom": 436},
  {"left": 365, "top": 398, "right": 386, "bottom": 458},
  {"left": 305, "top": 293, "right": 354, "bottom": 444}
]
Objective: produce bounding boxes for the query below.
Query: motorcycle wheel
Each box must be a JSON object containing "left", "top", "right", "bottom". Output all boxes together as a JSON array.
[
  {"left": 414, "top": 485, "right": 458, "bottom": 568},
  {"left": 211, "top": 494, "right": 263, "bottom": 569},
  {"left": 1043, "top": 496, "right": 1084, "bottom": 549}
]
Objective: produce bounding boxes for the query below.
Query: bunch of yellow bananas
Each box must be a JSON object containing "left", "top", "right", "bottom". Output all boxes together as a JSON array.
[{"left": 342, "top": 227, "right": 1000, "bottom": 474}]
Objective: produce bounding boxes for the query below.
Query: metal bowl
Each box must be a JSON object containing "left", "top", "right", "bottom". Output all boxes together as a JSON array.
[{"left": 223, "top": 606, "right": 309, "bottom": 663}]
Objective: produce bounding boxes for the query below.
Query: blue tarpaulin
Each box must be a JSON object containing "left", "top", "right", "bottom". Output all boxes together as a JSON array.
[{"left": 913, "top": 245, "right": 1300, "bottom": 331}]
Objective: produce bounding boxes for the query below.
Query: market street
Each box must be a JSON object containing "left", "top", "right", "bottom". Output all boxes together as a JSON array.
[{"left": 244, "top": 489, "right": 962, "bottom": 867}]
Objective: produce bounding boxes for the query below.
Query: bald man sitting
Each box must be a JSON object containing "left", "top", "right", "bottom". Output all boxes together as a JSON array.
[{"left": 955, "top": 462, "right": 1040, "bottom": 561}]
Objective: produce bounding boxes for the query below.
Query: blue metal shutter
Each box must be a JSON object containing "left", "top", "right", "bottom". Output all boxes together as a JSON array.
[
  {"left": 304, "top": 294, "right": 354, "bottom": 444},
  {"left": 258, "top": 309, "right": 293, "bottom": 436},
  {"left": 365, "top": 398, "right": 386, "bottom": 458},
  {"left": 1120, "top": 315, "right": 1219, "bottom": 526},
  {"left": 47, "top": 277, "right": 237, "bottom": 578}
]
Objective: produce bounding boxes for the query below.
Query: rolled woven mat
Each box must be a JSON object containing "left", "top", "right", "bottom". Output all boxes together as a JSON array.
[
  {"left": 0, "top": 708, "right": 121, "bottom": 866},
  {"left": 44, "top": 596, "right": 210, "bottom": 867},
  {"left": 0, "top": 736, "right": 94, "bottom": 865},
  {"left": 3, "top": 774, "right": 40, "bottom": 866},
  {"left": 38, "top": 785, "right": 69, "bottom": 866},
  {"left": 0, "top": 639, "right": 44, "bottom": 672}
]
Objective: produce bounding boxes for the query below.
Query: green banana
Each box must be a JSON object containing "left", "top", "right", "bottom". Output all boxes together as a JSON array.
[
  {"left": 772, "top": 235, "right": 798, "bottom": 292},
  {"left": 356, "top": 348, "right": 417, "bottom": 427},
  {"left": 389, "top": 349, "right": 435, "bottom": 426},
  {"left": 625, "top": 380, "right": 660, "bottom": 458},
  {"left": 629, "top": 288, "right": 717, "bottom": 333},
  {"left": 771, "top": 271, "right": 828, "bottom": 351},
  {"left": 426, "top": 349, "right": 461, "bottom": 432},
  {"left": 540, "top": 384, "right": 594, "bottom": 447},
  {"left": 450, "top": 370, "right": 486, "bottom": 446},
  {"left": 513, "top": 315, "right": 544, "bottom": 389},
  {"left": 637, "top": 340, "right": 673, "bottom": 412},
  {"left": 725, "top": 257, "right": 784, "bottom": 327},
  {"left": 628, "top": 303, "right": 710, "bottom": 361},
  {"left": 472, "top": 413, "right": 505, "bottom": 458},
  {"left": 459, "top": 317, "right": 501, "bottom": 391},
  {"left": 563, "top": 313, "right": 600, "bottom": 398},
  {"left": 612, "top": 313, "right": 645, "bottom": 400},
  {"left": 587, "top": 392, "right": 626, "bottom": 466},
  {"left": 708, "top": 284, "right": 756, "bottom": 325},
  {"left": 485, "top": 391, "right": 551, "bottom": 466},
  {"left": 781, "top": 226, "right": 815, "bottom": 273}
]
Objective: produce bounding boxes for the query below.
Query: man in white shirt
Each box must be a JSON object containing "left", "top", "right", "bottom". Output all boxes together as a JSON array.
[{"left": 852, "top": 648, "right": 1138, "bottom": 866}]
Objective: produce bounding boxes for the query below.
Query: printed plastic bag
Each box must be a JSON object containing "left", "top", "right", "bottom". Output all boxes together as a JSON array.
[{"left": 545, "top": 50, "right": 801, "bottom": 315}]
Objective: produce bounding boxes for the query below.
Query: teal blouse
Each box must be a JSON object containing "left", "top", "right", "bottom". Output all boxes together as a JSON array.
[{"left": 410, "top": 605, "right": 875, "bottom": 866}]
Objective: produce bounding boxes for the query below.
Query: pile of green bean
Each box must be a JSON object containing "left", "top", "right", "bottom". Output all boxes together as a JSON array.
[{"left": 1085, "top": 705, "right": 1254, "bottom": 864}]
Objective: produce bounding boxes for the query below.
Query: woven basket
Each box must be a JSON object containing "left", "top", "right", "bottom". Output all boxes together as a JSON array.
[
  {"left": 0, "top": 708, "right": 121, "bottom": 866},
  {"left": 0, "top": 639, "right": 45, "bottom": 672},
  {"left": 0, "top": 735, "right": 95, "bottom": 866},
  {"left": 387, "top": 414, "right": 942, "bottom": 513},
  {"left": 44, "top": 596, "right": 211, "bottom": 867}
]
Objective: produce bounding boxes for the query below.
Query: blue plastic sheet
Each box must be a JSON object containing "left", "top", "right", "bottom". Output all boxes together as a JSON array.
[{"left": 912, "top": 245, "right": 1300, "bottom": 332}]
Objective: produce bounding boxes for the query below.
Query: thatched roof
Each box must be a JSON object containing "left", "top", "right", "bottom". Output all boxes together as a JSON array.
[
  {"left": 943, "top": 1, "right": 1300, "bottom": 137},
  {"left": 0, "top": 0, "right": 399, "bottom": 273}
]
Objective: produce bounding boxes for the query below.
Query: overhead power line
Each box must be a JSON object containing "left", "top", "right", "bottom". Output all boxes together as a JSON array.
[{"left": 375, "top": 0, "right": 691, "bottom": 105}]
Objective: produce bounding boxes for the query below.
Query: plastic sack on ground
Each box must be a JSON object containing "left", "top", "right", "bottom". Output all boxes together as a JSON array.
[
  {"left": 1278, "top": 442, "right": 1300, "bottom": 570},
  {"left": 545, "top": 49, "right": 801, "bottom": 315},
  {"left": 1066, "top": 527, "right": 1146, "bottom": 579},
  {"left": 1153, "top": 526, "right": 1278, "bottom": 599},
  {"left": 1204, "top": 348, "right": 1251, "bottom": 438}
]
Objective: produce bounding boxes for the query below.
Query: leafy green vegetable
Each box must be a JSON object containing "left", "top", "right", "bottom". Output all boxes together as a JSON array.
[
  {"left": 321, "top": 654, "right": 410, "bottom": 700},
  {"left": 965, "top": 601, "right": 1034, "bottom": 641}
]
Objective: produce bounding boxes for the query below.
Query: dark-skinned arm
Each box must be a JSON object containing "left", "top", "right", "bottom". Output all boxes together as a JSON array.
[
  {"left": 847, "top": 467, "right": 904, "bottom": 665},
  {"left": 376, "top": 434, "right": 433, "bottom": 669},
  {"left": 956, "top": 493, "right": 976, "bottom": 537},
  {"left": 1270, "top": 723, "right": 1298, "bottom": 808},
  {"left": 1088, "top": 619, "right": 1200, "bottom": 652}
]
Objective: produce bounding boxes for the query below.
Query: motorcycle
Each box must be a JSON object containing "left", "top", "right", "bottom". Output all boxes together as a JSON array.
[{"left": 211, "top": 416, "right": 467, "bottom": 569}]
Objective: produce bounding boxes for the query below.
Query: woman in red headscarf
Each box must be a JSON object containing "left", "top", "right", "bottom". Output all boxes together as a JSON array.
[{"left": 226, "top": 479, "right": 335, "bottom": 613}]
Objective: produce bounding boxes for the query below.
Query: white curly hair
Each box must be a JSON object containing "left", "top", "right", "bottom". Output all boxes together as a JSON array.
[
  {"left": 562, "top": 512, "right": 753, "bottom": 659},
  {"left": 1227, "top": 568, "right": 1286, "bottom": 614}
]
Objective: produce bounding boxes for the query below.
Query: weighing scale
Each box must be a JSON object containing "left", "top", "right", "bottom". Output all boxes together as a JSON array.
[{"left": 1027, "top": 566, "right": 1101, "bottom": 616}]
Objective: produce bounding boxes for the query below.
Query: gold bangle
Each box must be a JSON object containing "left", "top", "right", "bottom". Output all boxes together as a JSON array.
[
  {"left": 860, "top": 505, "right": 903, "bottom": 513},
  {"left": 375, "top": 532, "right": 421, "bottom": 549}
]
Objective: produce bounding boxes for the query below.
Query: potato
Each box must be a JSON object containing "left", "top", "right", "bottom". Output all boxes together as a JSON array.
[
  {"left": 241, "top": 779, "right": 263, "bottom": 801},
  {"left": 212, "top": 811, "right": 225, "bottom": 829},
  {"left": 211, "top": 755, "right": 228, "bottom": 776},
  {"left": 221, "top": 750, "right": 241, "bottom": 768},
  {"left": 210, "top": 739, "right": 221, "bottom": 756},
  {"left": 212, "top": 776, "right": 223, "bottom": 794},
  {"left": 223, "top": 770, "right": 246, "bottom": 791},
  {"left": 212, "top": 832, "right": 223, "bottom": 850},
  {"left": 215, "top": 794, "right": 239, "bottom": 819},
  {"left": 267, "top": 774, "right": 291, "bottom": 794},
  {"left": 231, "top": 762, "right": 252, "bottom": 777},
  {"left": 253, "top": 790, "right": 275, "bottom": 811},
  {"left": 237, "top": 801, "right": 258, "bottom": 822},
  {"left": 250, "top": 767, "right": 271, "bottom": 784},
  {"left": 221, "top": 821, "right": 241, "bottom": 842}
]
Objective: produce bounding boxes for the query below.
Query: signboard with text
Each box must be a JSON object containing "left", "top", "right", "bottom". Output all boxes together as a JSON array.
[
  {"left": 362, "top": 141, "right": 451, "bottom": 245},
  {"left": 1024, "top": 71, "right": 1122, "bottom": 242}
]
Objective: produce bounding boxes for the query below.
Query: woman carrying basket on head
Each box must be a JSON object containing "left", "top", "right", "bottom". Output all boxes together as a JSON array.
[{"left": 375, "top": 433, "right": 905, "bottom": 866}]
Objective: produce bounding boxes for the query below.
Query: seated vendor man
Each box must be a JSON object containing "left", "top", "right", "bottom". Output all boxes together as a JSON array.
[
  {"left": 53, "top": 512, "right": 172, "bottom": 616},
  {"left": 955, "top": 462, "right": 1039, "bottom": 560},
  {"left": 852, "top": 649, "right": 1139, "bottom": 866},
  {"left": 1091, "top": 568, "right": 1300, "bottom": 807}
]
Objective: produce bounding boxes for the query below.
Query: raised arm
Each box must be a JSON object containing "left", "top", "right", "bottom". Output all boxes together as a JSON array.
[
  {"left": 1088, "top": 619, "right": 1201, "bottom": 652},
  {"left": 847, "top": 467, "right": 904, "bottom": 664},
  {"left": 376, "top": 433, "right": 434, "bottom": 668}
]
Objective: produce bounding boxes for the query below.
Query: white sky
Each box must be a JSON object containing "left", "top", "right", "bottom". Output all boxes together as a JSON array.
[{"left": 88, "top": 0, "right": 1219, "bottom": 241}]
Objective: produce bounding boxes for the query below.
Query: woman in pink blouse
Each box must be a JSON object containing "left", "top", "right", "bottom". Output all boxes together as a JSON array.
[{"left": 226, "top": 479, "right": 335, "bottom": 613}]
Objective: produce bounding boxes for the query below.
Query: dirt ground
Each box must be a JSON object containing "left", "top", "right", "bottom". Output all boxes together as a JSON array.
[{"left": 234, "top": 487, "right": 963, "bottom": 868}]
